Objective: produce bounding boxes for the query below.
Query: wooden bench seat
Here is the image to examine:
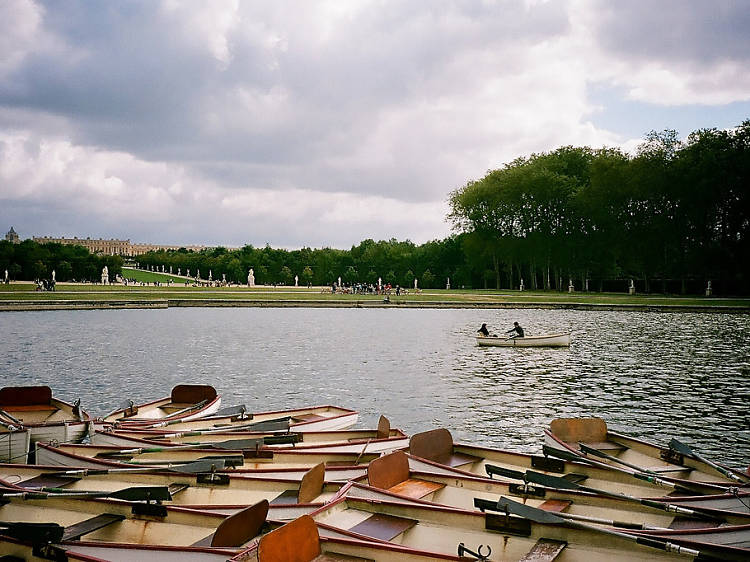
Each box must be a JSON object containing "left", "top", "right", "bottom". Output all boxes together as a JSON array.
[
  {"left": 519, "top": 538, "right": 567, "bottom": 561},
  {"left": 348, "top": 513, "right": 416, "bottom": 541},
  {"left": 388, "top": 478, "right": 444, "bottom": 500},
  {"left": 538, "top": 499, "right": 571, "bottom": 513}
]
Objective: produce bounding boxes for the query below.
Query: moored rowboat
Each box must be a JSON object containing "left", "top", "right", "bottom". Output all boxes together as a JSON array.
[
  {"left": 544, "top": 417, "right": 750, "bottom": 485},
  {"left": 476, "top": 332, "right": 571, "bottom": 347},
  {"left": 0, "top": 386, "right": 89, "bottom": 452},
  {"left": 101, "top": 384, "right": 221, "bottom": 426}
]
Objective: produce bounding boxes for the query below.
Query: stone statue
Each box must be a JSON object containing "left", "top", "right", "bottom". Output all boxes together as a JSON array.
[
  {"left": 208, "top": 270, "right": 212, "bottom": 281},
  {"left": 295, "top": 275, "right": 298, "bottom": 287},
  {"left": 222, "top": 273, "right": 226, "bottom": 282},
  {"left": 446, "top": 277, "right": 450, "bottom": 290},
  {"left": 520, "top": 278, "right": 524, "bottom": 291},
  {"left": 178, "top": 268, "right": 181, "bottom": 276},
  {"left": 247, "top": 268, "right": 255, "bottom": 287},
  {"left": 414, "top": 278, "right": 418, "bottom": 289},
  {"left": 338, "top": 276, "right": 341, "bottom": 288},
  {"left": 706, "top": 280, "right": 712, "bottom": 297},
  {"left": 378, "top": 277, "right": 382, "bottom": 289},
  {"left": 52, "top": 270, "right": 56, "bottom": 281},
  {"left": 186, "top": 268, "right": 190, "bottom": 278},
  {"left": 101, "top": 266, "right": 109, "bottom": 285},
  {"left": 4, "top": 269, "right": 8, "bottom": 283},
  {"left": 197, "top": 269, "right": 200, "bottom": 279},
  {"left": 629, "top": 279, "right": 635, "bottom": 295},
  {"left": 568, "top": 278, "right": 574, "bottom": 293},
  {"left": 169, "top": 266, "right": 172, "bottom": 274}
]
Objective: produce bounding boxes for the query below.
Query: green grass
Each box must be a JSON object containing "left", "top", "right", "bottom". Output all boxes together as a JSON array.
[{"left": 1, "top": 280, "right": 748, "bottom": 309}]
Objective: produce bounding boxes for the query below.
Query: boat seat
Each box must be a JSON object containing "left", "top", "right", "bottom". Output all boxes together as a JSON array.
[
  {"left": 388, "top": 478, "right": 445, "bottom": 500},
  {"left": 170, "top": 384, "right": 217, "bottom": 405},
  {"left": 1, "top": 405, "right": 54, "bottom": 412},
  {"left": 348, "top": 513, "right": 417, "bottom": 541},
  {"left": 562, "top": 473, "right": 588, "bottom": 484},
  {"left": 519, "top": 538, "right": 567, "bottom": 561},
  {"left": 577, "top": 441, "right": 625, "bottom": 452},
  {"left": 62, "top": 513, "right": 125, "bottom": 541},
  {"left": 408, "top": 428, "right": 482, "bottom": 468},
  {"left": 292, "top": 414, "right": 327, "bottom": 422},
  {"left": 550, "top": 418, "right": 607, "bottom": 444},
  {"left": 538, "top": 500, "right": 571, "bottom": 513},
  {"left": 193, "top": 499, "right": 269, "bottom": 547},
  {"left": 167, "top": 482, "right": 190, "bottom": 496},
  {"left": 368, "top": 450, "right": 445, "bottom": 499}
]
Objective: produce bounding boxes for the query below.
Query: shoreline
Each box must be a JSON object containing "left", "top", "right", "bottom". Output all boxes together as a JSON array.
[{"left": 1, "top": 298, "right": 748, "bottom": 313}]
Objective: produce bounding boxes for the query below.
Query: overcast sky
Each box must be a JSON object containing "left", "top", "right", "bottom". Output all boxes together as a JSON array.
[{"left": 1, "top": 0, "right": 749, "bottom": 249}]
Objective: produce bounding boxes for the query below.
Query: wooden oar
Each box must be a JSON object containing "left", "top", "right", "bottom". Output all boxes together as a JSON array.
[
  {"left": 0, "top": 408, "right": 23, "bottom": 427},
  {"left": 96, "top": 440, "right": 262, "bottom": 455},
  {"left": 495, "top": 496, "right": 702, "bottom": 558},
  {"left": 49, "top": 458, "right": 228, "bottom": 477},
  {"left": 669, "top": 439, "right": 748, "bottom": 484},
  {"left": 1, "top": 485, "right": 172, "bottom": 502},
  {"left": 541, "top": 444, "right": 721, "bottom": 494},
  {"left": 522, "top": 469, "right": 723, "bottom": 522},
  {"left": 119, "top": 454, "right": 245, "bottom": 468}
]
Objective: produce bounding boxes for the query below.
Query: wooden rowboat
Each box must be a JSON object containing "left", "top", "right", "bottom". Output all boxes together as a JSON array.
[
  {"left": 101, "top": 384, "right": 221, "bottom": 426},
  {"left": 355, "top": 450, "right": 750, "bottom": 527},
  {"left": 0, "top": 495, "right": 276, "bottom": 558},
  {"left": 92, "top": 415, "right": 407, "bottom": 454},
  {"left": 476, "top": 332, "right": 571, "bottom": 347},
  {"left": 34, "top": 442, "right": 381, "bottom": 471},
  {"left": 544, "top": 417, "right": 750, "bottom": 486},
  {"left": 305, "top": 494, "right": 727, "bottom": 561},
  {"left": 408, "top": 429, "right": 736, "bottom": 497},
  {"left": 0, "top": 386, "right": 89, "bottom": 451},
  {"left": 0, "top": 461, "right": 343, "bottom": 514}
]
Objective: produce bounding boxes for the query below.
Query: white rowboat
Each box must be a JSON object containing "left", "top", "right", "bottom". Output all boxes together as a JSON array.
[{"left": 476, "top": 332, "right": 571, "bottom": 347}]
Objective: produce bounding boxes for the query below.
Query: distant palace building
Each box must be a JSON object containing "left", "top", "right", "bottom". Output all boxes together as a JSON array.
[
  {"left": 31, "top": 234, "right": 228, "bottom": 256},
  {"left": 5, "top": 226, "right": 20, "bottom": 244}
]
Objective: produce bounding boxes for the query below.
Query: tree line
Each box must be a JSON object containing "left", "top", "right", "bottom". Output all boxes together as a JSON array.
[
  {"left": 449, "top": 122, "right": 749, "bottom": 294},
  {"left": 0, "top": 240, "right": 123, "bottom": 282},
  {"left": 4, "top": 121, "right": 747, "bottom": 294}
]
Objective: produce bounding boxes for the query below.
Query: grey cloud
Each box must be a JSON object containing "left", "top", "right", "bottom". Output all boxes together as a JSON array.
[{"left": 591, "top": 0, "right": 750, "bottom": 67}]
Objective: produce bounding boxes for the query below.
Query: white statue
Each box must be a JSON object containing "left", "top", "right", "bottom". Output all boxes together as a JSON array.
[
  {"left": 101, "top": 266, "right": 109, "bottom": 285},
  {"left": 169, "top": 266, "right": 172, "bottom": 274},
  {"left": 446, "top": 277, "right": 450, "bottom": 290},
  {"left": 338, "top": 276, "right": 341, "bottom": 287},
  {"left": 378, "top": 277, "right": 382, "bottom": 289},
  {"left": 197, "top": 269, "right": 200, "bottom": 279},
  {"left": 186, "top": 268, "right": 190, "bottom": 278},
  {"left": 629, "top": 279, "right": 635, "bottom": 295},
  {"left": 247, "top": 268, "right": 255, "bottom": 287},
  {"left": 52, "top": 270, "right": 56, "bottom": 281},
  {"left": 520, "top": 278, "right": 524, "bottom": 291},
  {"left": 414, "top": 278, "right": 418, "bottom": 289},
  {"left": 178, "top": 268, "right": 181, "bottom": 276},
  {"left": 208, "top": 270, "right": 212, "bottom": 281},
  {"left": 222, "top": 273, "right": 226, "bottom": 282},
  {"left": 4, "top": 269, "right": 8, "bottom": 282},
  {"left": 295, "top": 275, "right": 298, "bottom": 287},
  {"left": 568, "top": 278, "right": 574, "bottom": 293}
]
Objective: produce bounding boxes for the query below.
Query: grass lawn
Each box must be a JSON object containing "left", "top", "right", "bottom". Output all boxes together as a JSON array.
[{"left": 1, "top": 279, "right": 748, "bottom": 309}]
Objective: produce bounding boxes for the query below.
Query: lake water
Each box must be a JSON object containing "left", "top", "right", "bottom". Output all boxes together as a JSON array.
[{"left": 2, "top": 307, "right": 749, "bottom": 468}]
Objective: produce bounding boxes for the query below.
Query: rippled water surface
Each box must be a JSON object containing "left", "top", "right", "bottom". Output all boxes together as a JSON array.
[{"left": 2, "top": 308, "right": 749, "bottom": 467}]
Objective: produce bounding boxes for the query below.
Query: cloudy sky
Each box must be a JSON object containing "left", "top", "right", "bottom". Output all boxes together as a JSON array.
[{"left": 1, "top": 0, "right": 749, "bottom": 249}]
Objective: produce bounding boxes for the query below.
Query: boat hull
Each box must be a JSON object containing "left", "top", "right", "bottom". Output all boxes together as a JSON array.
[{"left": 476, "top": 333, "right": 571, "bottom": 347}]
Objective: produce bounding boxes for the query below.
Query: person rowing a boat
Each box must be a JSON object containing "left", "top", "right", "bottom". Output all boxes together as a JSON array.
[
  {"left": 506, "top": 322, "right": 524, "bottom": 338},
  {"left": 477, "top": 323, "right": 489, "bottom": 337}
]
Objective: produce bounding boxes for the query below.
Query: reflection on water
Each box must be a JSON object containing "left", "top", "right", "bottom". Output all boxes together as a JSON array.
[{"left": 2, "top": 308, "right": 749, "bottom": 467}]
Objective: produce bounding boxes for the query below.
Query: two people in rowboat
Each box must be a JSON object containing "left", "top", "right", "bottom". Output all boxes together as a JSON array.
[{"left": 478, "top": 322, "right": 524, "bottom": 338}]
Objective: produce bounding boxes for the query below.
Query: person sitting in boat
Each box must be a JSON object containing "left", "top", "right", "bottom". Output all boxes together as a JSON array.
[
  {"left": 477, "top": 323, "right": 489, "bottom": 337},
  {"left": 506, "top": 322, "right": 524, "bottom": 338}
]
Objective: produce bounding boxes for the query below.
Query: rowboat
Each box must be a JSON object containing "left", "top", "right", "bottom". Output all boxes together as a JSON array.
[
  {"left": 408, "top": 428, "right": 735, "bottom": 497},
  {"left": 354, "top": 450, "right": 750, "bottom": 527},
  {"left": 544, "top": 417, "right": 750, "bottom": 485},
  {"left": 0, "top": 494, "right": 277, "bottom": 558},
  {"left": 0, "top": 386, "right": 89, "bottom": 450},
  {"left": 305, "top": 494, "right": 729, "bottom": 560},
  {"left": 34, "top": 442, "right": 382, "bottom": 471},
  {"left": 476, "top": 332, "right": 571, "bottom": 347},
  {"left": 233, "top": 513, "right": 467, "bottom": 561},
  {"left": 101, "top": 384, "right": 221, "bottom": 426},
  {"left": 92, "top": 415, "right": 407, "bottom": 454},
  {"left": 0, "top": 461, "right": 344, "bottom": 514},
  {"left": 98, "top": 403, "right": 358, "bottom": 435}
]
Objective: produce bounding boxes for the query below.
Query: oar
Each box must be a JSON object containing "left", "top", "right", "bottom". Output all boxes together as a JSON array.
[
  {"left": 522, "top": 470, "right": 723, "bottom": 522},
  {"left": 121, "top": 454, "right": 245, "bottom": 468},
  {"left": 474, "top": 498, "right": 668, "bottom": 531},
  {"left": 1, "top": 486, "right": 172, "bottom": 502},
  {"left": 212, "top": 405, "right": 250, "bottom": 418},
  {"left": 0, "top": 408, "right": 23, "bottom": 427},
  {"left": 541, "top": 444, "right": 715, "bottom": 494},
  {"left": 49, "top": 459, "right": 228, "bottom": 477},
  {"left": 578, "top": 442, "right": 692, "bottom": 476},
  {"left": 96, "top": 440, "right": 261, "bottom": 456},
  {"left": 669, "top": 438, "right": 747, "bottom": 484},
  {"left": 0, "top": 521, "right": 64, "bottom": 544},
  {"left": 495, "top": 496, "right": 701, "bottom": 558}
]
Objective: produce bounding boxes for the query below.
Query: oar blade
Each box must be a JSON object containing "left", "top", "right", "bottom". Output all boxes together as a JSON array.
[
  {"left": 524, "top": 470, "right": 581, "bottom": 491},
  {"left": 668, "top": 438, "right": 693, "bottom": 457},
  {"left": 0, "top": 521, "right": 64, "bottom": 544},
  {"left": 211, "top": 438, "right": 263, "bottom": 450},
  {"left": 108, "top": 486, "right": 172, "bottom": 501},
  {"left": 496, "top": 496, "right": 562, "bottom": 525}
]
